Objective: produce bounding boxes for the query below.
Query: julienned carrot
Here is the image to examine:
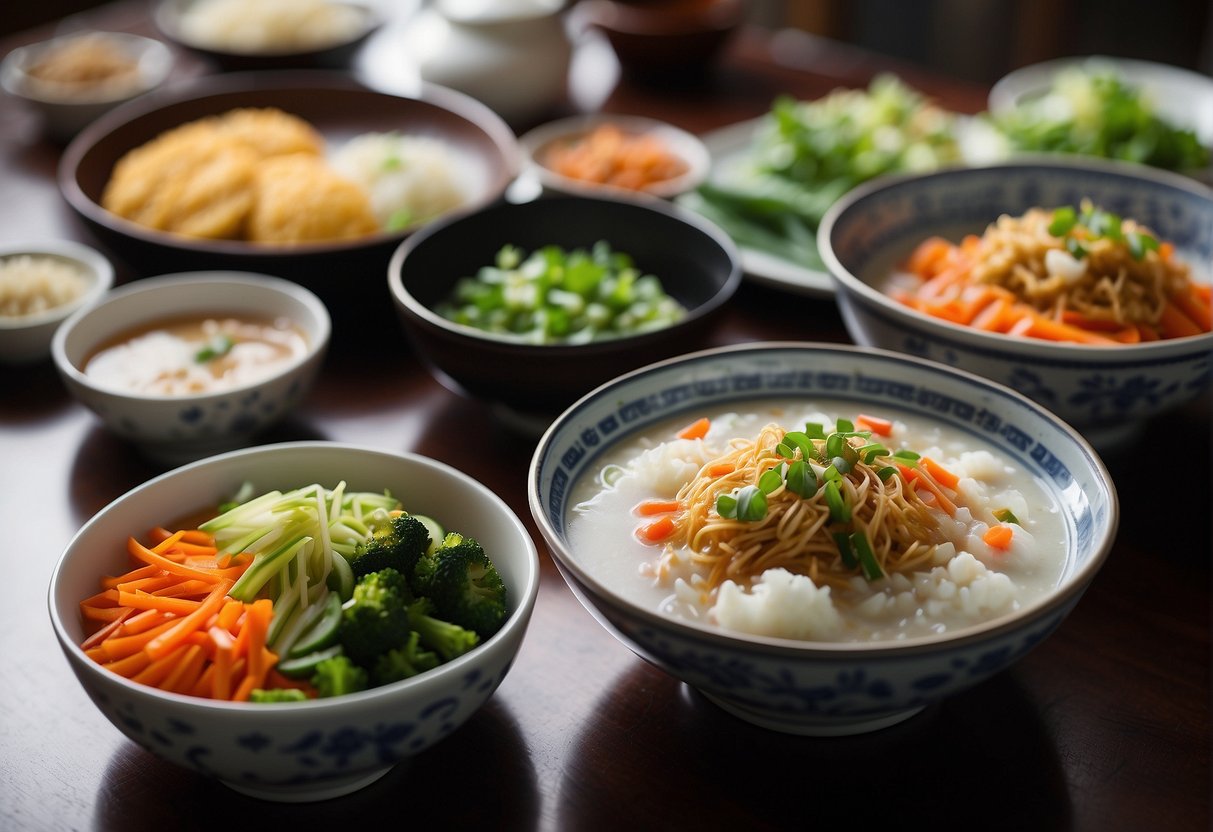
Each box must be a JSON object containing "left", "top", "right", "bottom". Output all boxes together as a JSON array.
[
  {"left": 983, "top": 525, "right": 1014, "bottom": 550},
  {"left": 855, "top": 414, "right": 894, "bottom": 437},
  {"left": 1171, "top": 287, "right": 1212, "bottom": 333},
  {"left": 127, "top": 537, "right": 244, "bottom": 582},
  {"left": 905, "top": 236, "right": 955, "bottom": 278},
  {"left": 100, "top": 564, "right": 160, "bottom": 590},
  {"left": 1158, "top": 300, "right": 1203, "bottom": 339},
  {"left": 80, "top": 608, "right": 134, "bottom": 651},
  {"left": 116, "top": 591, "right": 203, "bottom": 617},
  {"left": 897, "top": 463, "right": 957, "bottom": 517},
  {"left": 707, "top": 463, "right": 736, "bottom": 478},
  {"left": 1007, "top": 312, "right": 1119, "bottom": 345},
  {"left": 920, "top": 457, "right": 960, "bottom": 490},
  {"left": 637, "top": 515, "right": 677, "bottom": 543},
  {"left": 676, "top": 417, "right": 710, "bottom": 440},
  {"left": 635, "top": 499, "right": 680, "bottom": 516},
  {"left": 144, "top": 580, "right": 233, "bottom": 661}
]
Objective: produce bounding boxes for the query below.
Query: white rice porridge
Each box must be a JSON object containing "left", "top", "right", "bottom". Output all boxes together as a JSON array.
[{"left": 567, "top": 400, "right": 1067, "bottom": 644}]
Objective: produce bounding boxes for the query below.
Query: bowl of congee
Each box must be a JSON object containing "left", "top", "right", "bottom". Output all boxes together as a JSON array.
[
  {"left": 529, "top": 343, "right": 1117, "bottom": 735},
  {"left": 817, "top": 158, "right": 1213, "bottom": 450},
  {"left": 51, "top": 271, "right": 329, "bottom": 464}
]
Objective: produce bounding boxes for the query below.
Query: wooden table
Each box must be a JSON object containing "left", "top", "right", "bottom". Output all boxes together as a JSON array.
[{"left": 1, "top": 5, "right": 1208, "bottom": 830}]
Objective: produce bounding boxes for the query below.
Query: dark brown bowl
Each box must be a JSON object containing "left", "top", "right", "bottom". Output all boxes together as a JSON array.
[
  {"left": 579, "top": 0, "right": 743, "bottom": 82},
  {"left": 153, "top": 0, "right": 383, "bottom": 72},
  {"left": 387, "top": 195, "right": 742, "bottom": 428},
  {"left": 58, "top": 71, "right": 520, "bottom": 322}
]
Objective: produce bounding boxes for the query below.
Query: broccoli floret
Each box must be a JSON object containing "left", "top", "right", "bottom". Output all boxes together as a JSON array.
[
  {"left": 408, "top": 597, "right": 479, "bottom": 662},
  {"left": 347, "top": 513, "right": 432, "bottom": 580},
  {"left": 311, "top": 655, "right": 368, "bottom": 698},
  {"left": 372, "top": 631, "right": 441, "bottom": 685},
  {"left": 249, "top": 688, "right": 309, "bottom": 703},
  {"left": 339, "top": 568, "right": 411, "bottom": 667},
  {"left": 413, "top": 532, "right": 507, "bottom": 639}
]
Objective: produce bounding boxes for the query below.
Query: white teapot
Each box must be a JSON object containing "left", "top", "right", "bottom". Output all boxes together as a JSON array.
[{"left": 408, "top": 0, "right": 573, "bottom": 127}]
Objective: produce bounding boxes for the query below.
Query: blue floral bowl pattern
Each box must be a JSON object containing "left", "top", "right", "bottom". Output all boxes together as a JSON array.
[
  {"left": 49, "top": 443, "right": 540, "bottom": 801},
  {"left": 817, "top": 158, "right": 1213, "bottom": 449},
  {"left": 528, "top": 343, "right": 1117, "bottom": 735}
]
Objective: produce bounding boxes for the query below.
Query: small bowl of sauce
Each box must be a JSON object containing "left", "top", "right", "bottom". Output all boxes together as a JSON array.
[{"left": 52, "top": 271, "right": 330, "bottom": 464}]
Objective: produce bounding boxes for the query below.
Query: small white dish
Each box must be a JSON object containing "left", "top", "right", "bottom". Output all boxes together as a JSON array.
[
  {"left": 51, "top": 271, "right": 331, "bottom": 464},
  {"left": 1, "top": 31, "right": 172, "bottom": 141},
  {"left": 519, "top": 113, "right": 710, "bottom": 201},
  {"left": 0, "top": 239, "right": 113, "bottom": 365}
]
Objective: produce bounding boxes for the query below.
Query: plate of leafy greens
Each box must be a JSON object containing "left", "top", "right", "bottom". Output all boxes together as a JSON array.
[
  {"left": 987, "top": 56, "right": 1213, "bottom": 181},
  {"left": 679, "top": 74, "right": 978, "bottom": 297}
]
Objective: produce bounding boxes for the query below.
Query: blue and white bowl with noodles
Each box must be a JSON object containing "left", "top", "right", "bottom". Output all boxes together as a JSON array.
[
  {"left": 818, "top": 157, "right": 1213, "bottom": 450},
  {"left": 529, "top": 343, "right": 1117, "bottom": 736}
]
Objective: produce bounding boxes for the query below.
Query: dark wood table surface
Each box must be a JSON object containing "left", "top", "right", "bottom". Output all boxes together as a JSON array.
[{"left": 1, "top": 4, "right": 1209, "bottom": 830}]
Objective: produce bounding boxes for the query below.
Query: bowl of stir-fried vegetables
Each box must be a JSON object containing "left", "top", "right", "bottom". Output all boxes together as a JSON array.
[{"left": 48, "top": 441, "right": 541, "bottom": 801}]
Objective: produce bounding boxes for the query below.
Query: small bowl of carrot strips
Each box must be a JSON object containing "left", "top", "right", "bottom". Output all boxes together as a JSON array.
[
  {"left": 48, "top": 441, "right": 540, "bottom": 801},
  {"left": 818, "top": 157, "right": 1213, "bottom": 449},
  {"left": 519, "top": 113, "right": 710, "bottom": 200}
]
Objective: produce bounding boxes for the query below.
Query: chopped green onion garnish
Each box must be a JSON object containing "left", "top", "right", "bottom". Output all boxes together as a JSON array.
[
  {"left": 831, "top": 456, "right": 853, "bottom": 475},
  {"left": 195, "top": 333, "right": 234, "bottom": 364},
  {"left": 859, "top": 443, "right": 888, "bottom": 463},
  {"left": 386, "top": 208, "right": 413, "bottom": 232},
  {"left": 803, "top": 422, "right": 827, "bottom": 440},
  {"left": 825, "top": 433, "right": 845, "bottom": 459},
  {"left": 824, "top": 480, "right": 850, "bottom": 524},
  {"left": 717, "top": 485, "right": 767, "bottom": 522},
  {"left": 892, "top": 449, "right": 920, "bottom": 462},
  {"left": 993, "top": 508, "right": 1020, "bottom": 525},
  {"left": 601, "top": 464, "right": 625, "bottom": 487},
  {"left": 851, "top": 531, "right": 884, "bottom": 580},
  {"left": 1065, "top": 237, "right": 1088, "bottom": 259},
  {"left": 835, "top": 418, "right": 855, "bottom": 433},
  {"left": 758, "top": 469, "right": 783, "bottom": 494},
  {"left": 833, "top": 532, "right": 858, "bottom": 568},
  {"left": 876, "top": 466, "right": 898, "bottom": 481},
  {"left": 786, "top": 459, "right": 818, "bottom": 498},
  {"left": 1048, "top": 206, "right": 1077, "bottom": 237},
  {"left": 1126, "top": 231, "right": 1159, "bottom": 260}
]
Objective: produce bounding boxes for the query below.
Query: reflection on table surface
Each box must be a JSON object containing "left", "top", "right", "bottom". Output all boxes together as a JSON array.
[{"left": 0, "top": 3, "right": 1209, "bottom": 830}]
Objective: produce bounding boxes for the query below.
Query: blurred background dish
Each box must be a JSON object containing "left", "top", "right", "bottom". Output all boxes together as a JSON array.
[
  {"left": 0, "top": 31, "right": 172, "bottom": 142},
  {"left": 986, "top": 55, "right": 1213, "bottom": 183},
  {"left": 57, "top": 71, "right": 519, "bottom": 326},
  {"left": 518, "top": 112, "right": 710, "bottom": 201},
  {"left": 818, "top": 157, "right": 1213, "bottom": 450},
  {"left": 576, "top": 0, "right": 743, "bottom": 84},
  {"left": 530, "top": 342, "right": 1117, "bottom": 734},
  {"left": 51, "top": 271, "right": 331, "bottom": 464},
  {"left": 0, "top": 239, "right": 113, "bottom": 365},
  {"left": 387, "top": 194, "right": 741, "bottom": 431},
  {"left": 49, "top": 441, "right": 540, "bottom": 801},
  {"left": 153, "top": 0, "right": 383, "bottom": 72}
]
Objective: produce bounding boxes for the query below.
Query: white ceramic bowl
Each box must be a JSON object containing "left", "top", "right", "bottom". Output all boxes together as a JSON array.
[
  {"left": 1, "top": 31, "right": 172, "bottom": 141},
  {"left": 51, "top": 271, "right": 331, "bottom": 463},
  {"left": 48, "top": 441, "right": 540, "bottom": 801},
  {"left": 518, "top": 113, "right": 711, "bottom": 201},
  {"left": 529, "top": 342, "right": 1117, "bottom": 736},
  {"left": 818, "top": 158, "right": 1213, "bottom": 450},
  {"left": 0, "top": 239, "right": 114, "bottom": 365}
]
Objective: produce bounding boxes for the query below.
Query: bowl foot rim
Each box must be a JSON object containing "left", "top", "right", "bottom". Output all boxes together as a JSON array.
[
  {"left": 220, "top": 765, "right": 394, "bottom": 802},
  {"left": 698, "top": 689, "right": 927, "bottom": 736}
]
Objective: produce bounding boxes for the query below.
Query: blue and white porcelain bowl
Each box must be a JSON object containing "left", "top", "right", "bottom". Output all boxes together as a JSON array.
[
  {"left": 818, "top": 158, "right": 1213, "bottom": 449},
  {"left": 528, "top": 343, "right": 1117, "bottom": 736},
  {"left": 48, "top": 442, "right": 540, "bottom": 801},
  {"left": 52, "top": 271, "right": 330, "bottom": 464}
]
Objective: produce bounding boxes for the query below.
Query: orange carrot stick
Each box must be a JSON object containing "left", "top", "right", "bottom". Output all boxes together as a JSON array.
[
  {"left": 1172, "top": 286, "right": 1212, "bottom": 332},
  {"left": 100, "top": 564, "right": 160, "bottom": 590},
  {"left": 920, "top": 456, "right": 960, "bottom": 490},
  {"left": 144, "top": 580, "right": 234, "bottom": 661},
  {"left": 983, "top": 525, "right": 1014, "bottom": 550},
  {"left": 116, "top": 591, "right": 203, "bottom": 617},
  {"left": 1158, "top": 300, "right": 1203, "bottom": 339},
  {"left": 81, "top": 608, "right": 135, "bottom": 651},
  {"left": 127, "top": 537, "right": 245, "bottom": 582},
  {"left": 707, "top": 463, "right": 736, "bottom": 478},
  {"left": 676, "top": 417, "right": 710, "bottom": 440},
  {"left": 855, "top": 413, "right": 894, "bottom": 437},
  {"left": 635, "top": 500, "right": 680, "bottom": 516},
  {"left": 637, "top": 516, "right": 677, "bottom": 543}
]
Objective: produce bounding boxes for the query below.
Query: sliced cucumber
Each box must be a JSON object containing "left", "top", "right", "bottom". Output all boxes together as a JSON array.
[
  {"left": 277, "top": 645, "right": 345, "bottom": 679},
  {"left": 288, "top": 591, "right": 343, "bottom": 658},
  {"left": 412, "top": 514, "right": 445, "bottom": 556},
  {"left": 328, "top": 550, "right": 355, "bottom": 600}
]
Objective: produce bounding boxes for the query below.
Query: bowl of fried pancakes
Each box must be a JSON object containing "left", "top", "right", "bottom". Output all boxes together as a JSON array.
[{"left": 58, "top": 71, "right": 520, "bottom": 321}]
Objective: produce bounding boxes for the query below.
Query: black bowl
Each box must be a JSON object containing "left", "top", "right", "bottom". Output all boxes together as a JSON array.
[
  {"left": 58, "top": 71, "right": 520, "bottom": 323},
  {"left": 388, "top": 195, "right": 742, "bottom": 425}
]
